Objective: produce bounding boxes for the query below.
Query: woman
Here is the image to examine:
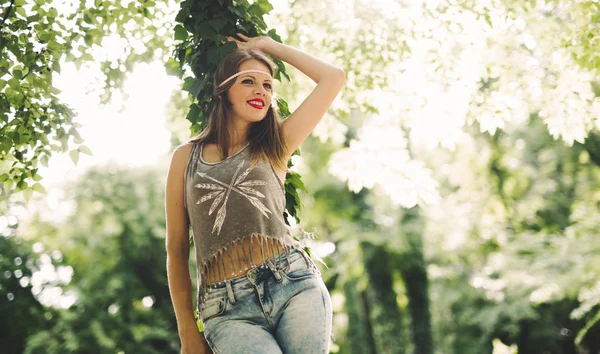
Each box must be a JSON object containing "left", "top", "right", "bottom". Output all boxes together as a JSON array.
[{"left": 165, "top": 33, "right": 345, "bottom": 354}]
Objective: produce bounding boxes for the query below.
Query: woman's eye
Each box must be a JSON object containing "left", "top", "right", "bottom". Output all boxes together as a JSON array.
[{"left": 242, "top": 79, "right": 271, "bottom": 90}]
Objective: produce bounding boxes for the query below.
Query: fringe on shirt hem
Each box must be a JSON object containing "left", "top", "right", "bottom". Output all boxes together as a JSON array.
[{"left": 197, "top": 233, "right": 302, "bottom": 305}]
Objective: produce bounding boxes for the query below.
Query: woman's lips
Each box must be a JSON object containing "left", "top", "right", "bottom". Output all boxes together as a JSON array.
[{"left": 247, "top": 102, "right": 264, "bottom": 109}]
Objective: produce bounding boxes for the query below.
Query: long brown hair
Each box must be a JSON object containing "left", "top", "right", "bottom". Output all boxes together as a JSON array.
[{"left": 188, "top": 48, "right": 288, "bottom": 171}]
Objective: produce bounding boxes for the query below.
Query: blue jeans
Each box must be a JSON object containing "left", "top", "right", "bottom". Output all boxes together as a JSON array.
[{"left": 199, "top": 247, "right": 333, "bottom": 354}]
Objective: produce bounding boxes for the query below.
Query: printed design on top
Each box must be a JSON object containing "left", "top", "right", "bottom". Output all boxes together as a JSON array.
[{"left": 194, "top": 160, "right": 272, "bottom": 235}]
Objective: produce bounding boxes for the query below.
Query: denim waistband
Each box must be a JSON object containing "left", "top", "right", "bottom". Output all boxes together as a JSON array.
[{"left": 205, "top": 246, "right": 304, "bottom": 290}]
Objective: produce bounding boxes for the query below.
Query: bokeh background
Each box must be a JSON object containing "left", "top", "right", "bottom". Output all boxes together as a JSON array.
[{"left": 1, "top": 0, "right": 599, "bottom": 353}]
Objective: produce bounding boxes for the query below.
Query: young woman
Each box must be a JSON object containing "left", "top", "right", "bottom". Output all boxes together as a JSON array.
[{"left": 165, "top": 33, "right": 345, "bottom": 354}]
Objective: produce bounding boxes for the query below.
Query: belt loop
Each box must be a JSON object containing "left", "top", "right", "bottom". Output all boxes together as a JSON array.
[
  {"left": 225, "top": 279, "right": 236, "bottom": 304},
  {"left": 267, "top": 259, "right": 283, "bottom": 283}
]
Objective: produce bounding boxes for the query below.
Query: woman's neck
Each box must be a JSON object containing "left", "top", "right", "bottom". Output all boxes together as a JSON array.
[{"left": 227, "top": 140, "right": 248, "bottom": 150}]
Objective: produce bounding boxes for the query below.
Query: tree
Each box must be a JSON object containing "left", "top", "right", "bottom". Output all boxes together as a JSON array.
[
  {"left": 0, "top": 0, "right": 175, "bottom": 202},
  {"left": 269, "top": 0, "right": 600, "bottom": 352},
  {"left": 0, "top": 234, "right": 51, "bottom": 354},
  {"left": 21, "top": 166, "right": 181, "bottom": 353}
]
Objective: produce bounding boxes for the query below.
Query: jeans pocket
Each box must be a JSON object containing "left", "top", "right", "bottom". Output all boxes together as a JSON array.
[
  {"left": 200, "top": 297, "right": 227, "bottom": 323},
  {"left": 281, "top": 251, "right": 316, "bottom": 281}
]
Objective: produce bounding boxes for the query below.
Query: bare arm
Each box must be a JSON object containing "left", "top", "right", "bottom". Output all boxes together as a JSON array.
[
  {"left": 165, "top": 144, "right": 211, "bottom": 353},
  {"left": 230, "top": 33, "right": 345, "bottom": 156},
  {"left": 261, "top": 38, "right": 346, "bottom": 155}
]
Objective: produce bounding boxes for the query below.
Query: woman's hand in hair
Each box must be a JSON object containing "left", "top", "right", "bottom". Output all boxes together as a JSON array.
[{"left": 223, "top": 33, "right": 273, "bottom": 51}]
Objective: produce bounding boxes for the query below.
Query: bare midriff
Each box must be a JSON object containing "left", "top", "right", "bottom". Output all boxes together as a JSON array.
[{"left": 204, "top": 236, "right": 287, "bottom": 285}]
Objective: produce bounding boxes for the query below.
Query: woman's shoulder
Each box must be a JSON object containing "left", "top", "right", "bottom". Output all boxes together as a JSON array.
[
  {"left": 176, "top": 141, "right": 195, "bottom": 155},
  {"left": 169, "top": 142, "right": 196, "bottom": 169}
]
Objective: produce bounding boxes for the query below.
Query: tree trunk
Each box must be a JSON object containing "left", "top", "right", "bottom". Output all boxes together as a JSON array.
[
  {"left": 362, "top": 241, "right": 407, "bottom": 354},
  {"left": 397, "top": 207, "right": 434, "bottom": 354},
  {"left": 343, "top": 277, "right": 376, "bottom": 354}
]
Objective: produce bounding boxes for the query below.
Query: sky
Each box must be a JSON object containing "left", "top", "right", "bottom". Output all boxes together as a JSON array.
[
  {"left": 11, "top": 59, "right": 180, "bottom": 227},
  {"left": 43, "top": 61, "right": 179, "bottom": 185}
]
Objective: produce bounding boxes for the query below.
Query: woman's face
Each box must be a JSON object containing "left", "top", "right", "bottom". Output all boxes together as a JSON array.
[{"left": 227, "top": 59, "right": 273, "bottom": 125}]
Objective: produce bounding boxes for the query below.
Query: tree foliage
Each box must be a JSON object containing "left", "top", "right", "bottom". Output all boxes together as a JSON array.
[
  {"left": 3, "top": 0, "right": 600, "bottom": 353},
  {"left": 20, "top": 166, "right": 180, "bottom": 354},
  {"left": 0, "top": 0, "right": 174, "bottom": 202}
]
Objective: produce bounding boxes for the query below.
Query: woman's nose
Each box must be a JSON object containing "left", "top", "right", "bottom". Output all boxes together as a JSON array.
[{"left": 254, "top": 85, "right": 267, "bottom": 94}]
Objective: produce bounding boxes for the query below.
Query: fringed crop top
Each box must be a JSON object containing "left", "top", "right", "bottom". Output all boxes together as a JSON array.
[{"left": 183, "top": 141, "right": 302, "bottom": 303}]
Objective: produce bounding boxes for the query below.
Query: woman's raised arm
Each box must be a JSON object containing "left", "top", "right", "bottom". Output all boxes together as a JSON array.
[{"left": 226, "top": 33, "right": 346, "bottom": 156}]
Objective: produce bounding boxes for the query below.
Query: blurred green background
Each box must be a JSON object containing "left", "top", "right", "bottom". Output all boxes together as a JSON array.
[{"left": 1, "top": 0, "right": 600, "bottom": 353}]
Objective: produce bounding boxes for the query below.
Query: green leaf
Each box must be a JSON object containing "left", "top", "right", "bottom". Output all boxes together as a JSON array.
[
  {"left": 52, "top": 60, "right": 61, "bottom": 72},
  {"left": 197, "top": 317, "right": 204, "bottom": 332},
  {"left": 209, "top": 18, "right": 227, "bottom": 32},
  {"left": 276, "top": 97, "right": 290, "bottom": 117},
  {"left": 39, "top": 33, "right": 52, "bottom": 42},
  {"left": 23, "top": 188, "right": 33, "bottom": 202},
  {"left": 16, "top": 180, "right": 28, "bottom": 191},
  {"left": 78, "top": 145, "right": 93, "bottom": 156},
  {"left": 287, "top": 171, "right": 307, "bottom": 192},
  {"left": 174, "top": 24, "right": 188, "bottom": 41},
  {"left": 186, "top": 103, "right": 201, "bottom": 124},
  {"left": 27, "top": 14, "right": 40, "bottom": 22},
  {"left": 182, "top": 76, "right": 196, "bottom": 93},
  {"left": 32, "top": 183, "right": 47, "bottom": 193},
  {"left": 40, "top": 155, "right": 49, "bottom": 168},
  {"left": 175, "top": 7, "right": 190, "bottom": 23},
  {"left": 81, "top": 52, "right": 94, "bottom": 61},
  {"left": 84, "top": 33, "right": 93, "bottom": 46},
  {"left": 191, "top": 76, "right": 206, "bottom": 98},
  {"left": 48, "top": 7, "right": 58, "bottom": 18},
  {"left": 247, "top": 4, "right": 264, "bottom": 17},
  {"left": 69, "top": 149, "right": 79, "bottom": 164},
  {"left": 257, "top": 0, "right": 273, "bottom": 12},
  {"left": 218, "top": 41, "right": 237, "bottom": 61},
  {"left": 4, "top": 179, "right": 14, "bottom": 192},
  {"left": 164, "top": 57, "right": 182, "bottom": 77},
  {"left": 16, "top": 6, "right": 27, "bottom": 18},
  {"left": 266, "top": 28, "right": 282, "bottom": 43},
  {"left": 0, "top": 173, "right": 8, "bottom": 182},
  {"left": 207, "top": 46, "right": 219, "bottom": 65},
  {"left": 229, "top": 5, "right": 248, "bottom": 19},
  {"left": 47, "top": 40, "right": 62, "bottom": 52},
  {"left": 196, "top": 21, "right": 216, "bottom": 39},
  {"left": 8, "top": 78, "right": 20, "bottom": 89}
]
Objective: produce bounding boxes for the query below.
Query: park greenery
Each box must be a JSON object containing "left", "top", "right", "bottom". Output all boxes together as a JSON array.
[{"left": 1, "top": 0, "right": 600, "bottom": 353}]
